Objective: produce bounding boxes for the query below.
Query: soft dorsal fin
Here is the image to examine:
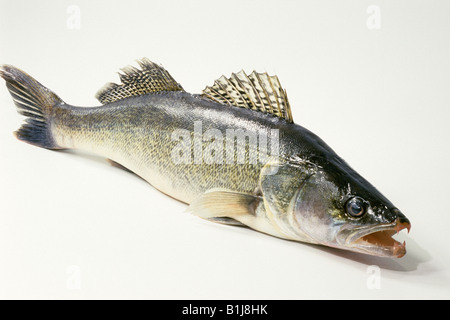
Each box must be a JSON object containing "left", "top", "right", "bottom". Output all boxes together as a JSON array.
[
  {"left": 95, "top": 58, "right": 184, "bottom": 104},
  {"left": 202, "top": 70, "right": 293, "bottom": 123}
]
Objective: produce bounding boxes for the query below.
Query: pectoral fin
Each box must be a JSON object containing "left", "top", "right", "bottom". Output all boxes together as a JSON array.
[
  {"left": 187, "top": 189, "right": 261, "bottom": 227},
  {"left": 187, "top": 189, "right": 289, "bottom": 239}
]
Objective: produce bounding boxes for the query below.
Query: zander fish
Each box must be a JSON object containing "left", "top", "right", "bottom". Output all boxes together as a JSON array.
[{"left": 0, "top": 58, "right": 411, "bottom": 257}]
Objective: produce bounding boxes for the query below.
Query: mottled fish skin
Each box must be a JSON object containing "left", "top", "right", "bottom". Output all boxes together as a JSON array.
[
  {"left": 0, "top": 59, "right": 411, "bottom": 258},
  {"left": 51, "top": 92, "right": 271, "bottom": 203},
  {"left": 50, "top": 91, "right": 339, "bottom": 202}
]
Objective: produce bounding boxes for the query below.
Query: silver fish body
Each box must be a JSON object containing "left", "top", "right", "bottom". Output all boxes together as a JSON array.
[
  {"left": 52, "top": 92, "right": 270, "bottom": 203},
  {"left": 0, "top": 59, "right": 411, "bottom": 257}
]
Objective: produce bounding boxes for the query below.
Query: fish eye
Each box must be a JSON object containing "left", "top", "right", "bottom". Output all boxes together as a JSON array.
[{"left": 346, "top": 197, "right": 366, "bottom": 218}]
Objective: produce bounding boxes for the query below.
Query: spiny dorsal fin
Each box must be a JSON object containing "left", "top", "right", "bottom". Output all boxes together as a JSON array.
[
  {"left": 95, "top": 58, "right": 184, "bottom": 104},
  {"left": 202, "top": 70, "right": 293, "bottom": 123}
]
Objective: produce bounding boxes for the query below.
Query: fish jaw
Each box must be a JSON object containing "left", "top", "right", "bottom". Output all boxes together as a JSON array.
[{"left": 337, "top": 217, "right": 411, "bottom": 258}]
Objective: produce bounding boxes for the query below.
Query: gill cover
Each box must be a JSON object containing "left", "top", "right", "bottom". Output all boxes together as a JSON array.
[{"left": 260, "top": 158, "right": 320, "bottom": 243}]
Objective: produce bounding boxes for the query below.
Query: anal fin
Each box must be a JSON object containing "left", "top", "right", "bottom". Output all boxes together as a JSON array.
[{"left": 107, "top": 159, "right": 134, "bottom": 174}]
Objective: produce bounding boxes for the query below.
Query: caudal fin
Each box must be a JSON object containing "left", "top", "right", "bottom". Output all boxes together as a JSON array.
[{"left": 0, "top": 65, "right": 64, "bottom": 149}]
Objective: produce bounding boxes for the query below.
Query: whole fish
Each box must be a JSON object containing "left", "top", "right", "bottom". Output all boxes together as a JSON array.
[{"left": 0, "top": 58, "right": 411, "bottom": 257}]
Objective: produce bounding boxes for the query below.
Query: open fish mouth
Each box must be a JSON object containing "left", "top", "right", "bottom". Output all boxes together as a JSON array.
[{"left": 342, "top": 218, "right": 411, "bottom": 258}]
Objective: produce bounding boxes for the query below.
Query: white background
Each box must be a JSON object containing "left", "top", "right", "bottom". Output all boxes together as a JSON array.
[{"left": 0, "top": 0, "right": 449, "bottom": 299}]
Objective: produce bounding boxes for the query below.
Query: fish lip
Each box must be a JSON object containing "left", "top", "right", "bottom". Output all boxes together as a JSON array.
[{"left": 338, "top": 218, "right": 411, "bottom": 258}]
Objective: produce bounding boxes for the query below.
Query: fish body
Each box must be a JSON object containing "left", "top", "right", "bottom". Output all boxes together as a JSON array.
[{"left": 0, "top": 58, "right": 411, "bottom": 257}]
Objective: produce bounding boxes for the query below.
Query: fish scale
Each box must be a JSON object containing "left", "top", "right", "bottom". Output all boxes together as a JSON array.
[{"left": 0, "top": 58, "right": 411, "bottom": 258}]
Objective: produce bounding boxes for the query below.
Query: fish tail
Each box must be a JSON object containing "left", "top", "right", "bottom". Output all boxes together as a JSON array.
[{"left": 0, "top": 65, "right": 64, "bottom": 149}]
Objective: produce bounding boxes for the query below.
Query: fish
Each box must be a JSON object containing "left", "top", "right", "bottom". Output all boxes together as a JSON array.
[{"left": 0, "top": 58, "right": 411, "bottom": 258}]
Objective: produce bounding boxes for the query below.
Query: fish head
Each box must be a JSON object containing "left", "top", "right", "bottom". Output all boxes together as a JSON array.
[{"left": 291, "top": 157, "right": 411, "bottom": 258}]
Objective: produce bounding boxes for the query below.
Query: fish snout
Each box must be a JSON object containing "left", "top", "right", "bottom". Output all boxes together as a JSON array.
[{"left": 391, "top": 208, "right": 411, "bottom": 233}]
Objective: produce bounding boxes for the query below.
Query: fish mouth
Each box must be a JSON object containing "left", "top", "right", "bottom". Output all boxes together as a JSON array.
[{"left": 341, "top": 218, "right": 411, "bottom": 258}]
